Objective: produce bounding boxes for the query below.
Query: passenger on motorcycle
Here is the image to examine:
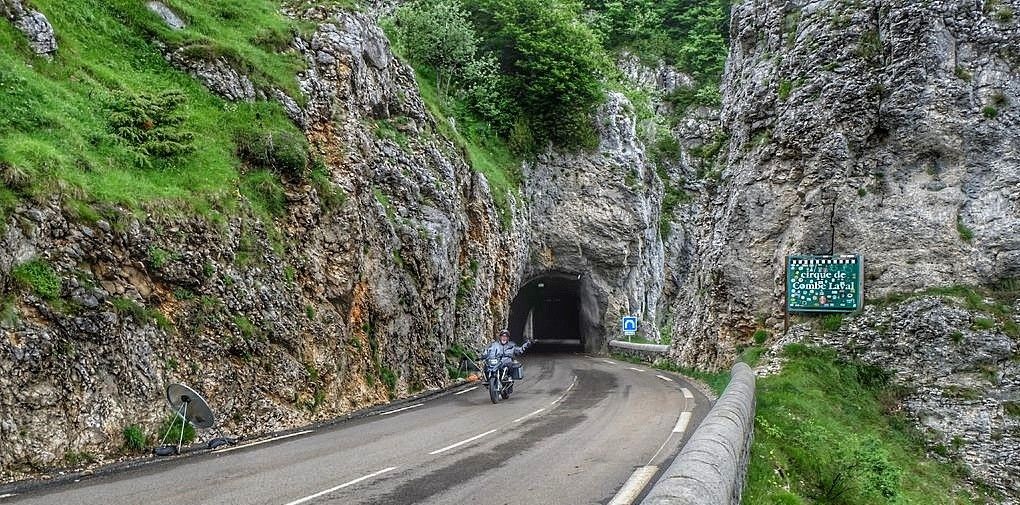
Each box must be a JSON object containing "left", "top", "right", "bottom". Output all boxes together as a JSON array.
[{"left": 482, "top": 329, "right": 531, "bottom": 372}]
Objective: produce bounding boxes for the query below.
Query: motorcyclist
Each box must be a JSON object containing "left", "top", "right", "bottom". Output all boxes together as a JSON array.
[{"left": 482, "top": 329, "right": 530, "bottom": 376}]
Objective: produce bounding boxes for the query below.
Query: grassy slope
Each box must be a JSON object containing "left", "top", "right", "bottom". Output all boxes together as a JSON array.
[
  {"left": 1, "top": 0, "right": 521, "bottom": 225},
  {"left": 0, "top": 0, "right": 304, "bottom": 215},
  {"left": 746, "top": 344, "right": 995, "bottom": 504}
]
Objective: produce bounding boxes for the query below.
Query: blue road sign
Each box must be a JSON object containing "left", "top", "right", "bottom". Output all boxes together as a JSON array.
[{"left": 621, "top": 316, "right": 638, "bottom": 334}]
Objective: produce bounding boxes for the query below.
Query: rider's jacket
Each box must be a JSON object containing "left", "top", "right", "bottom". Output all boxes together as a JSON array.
[{"left": 483, "top": 340, "right": 528, "bottom": 362}]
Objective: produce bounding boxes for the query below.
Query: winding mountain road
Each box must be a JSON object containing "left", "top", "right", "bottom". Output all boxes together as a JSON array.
[{"left": 3, "top": 354, "right": 709, "bottom": 505}]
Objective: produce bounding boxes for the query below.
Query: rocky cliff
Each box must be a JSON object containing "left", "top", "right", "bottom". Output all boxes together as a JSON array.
[
  {"left": 0, "top": 5, "right": 527, "bottom": 480},
  {"left": 669, "top": 0, "right": 1020, "bottom": 368}
]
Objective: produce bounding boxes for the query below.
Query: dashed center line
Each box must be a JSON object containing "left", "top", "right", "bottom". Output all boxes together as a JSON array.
[
  {"left": 282, "top": 466, "right": 397, "bottom": 505},
  {"left": 627, "top": 367, "right": 645, "bottom": 372},
  {"left": 601, "top": 359, "right": 616, "bottom": 365},
  {"left": 655, "top": 375, "right": 673, "bottom": 382},
  {"left": 681, "top": 388, "right": 694, "bottom": 400},
  {"left": 429, "top": 429, "right": 497, "bottom": 455},
  {"left": 672, "top": 412, "right": 692, "bottom": 433},
  {"left": 380, "top": 403, "right": 423, "bottom": 416},
  {"left": 513, "top": 408, "right": 545, "bottom": 423},
  {"left": 454, "top": 386, "right": 478, "bottom": 395},
  {"left": 214, "top": 430, "right": 314, "bottom": 453},
  {"left": 552, "top": 376, "right": 579, "bottom": 404},
  {"left": 0, "top": 494, "right": 17, "bottom": 500}
]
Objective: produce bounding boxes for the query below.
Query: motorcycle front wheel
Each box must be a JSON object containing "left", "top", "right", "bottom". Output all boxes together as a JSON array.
[{"left": 489, "top": 376, "right": 501, "bottom": 404}]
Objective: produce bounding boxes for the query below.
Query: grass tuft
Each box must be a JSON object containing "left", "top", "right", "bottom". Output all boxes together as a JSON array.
[{"left": 12, "top": 259, "right": 61, "bottom": 300}]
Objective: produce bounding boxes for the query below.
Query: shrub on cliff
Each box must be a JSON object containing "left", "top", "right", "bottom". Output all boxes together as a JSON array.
[
  {"left": 235, "top": 129, "right": 309, "bottom": 181},
  {"left": 107, "top": 90, "right": 195, "bottom": 166}
]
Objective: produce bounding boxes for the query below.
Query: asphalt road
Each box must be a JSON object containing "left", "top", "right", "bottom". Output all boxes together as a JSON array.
[{"left": 3, "top": 354, "right": 709, "bottom": 505}]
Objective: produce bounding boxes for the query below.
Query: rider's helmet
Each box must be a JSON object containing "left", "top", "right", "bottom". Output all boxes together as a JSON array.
[{"left": 498, "top": 329, "right": 510, "bottom": 342}]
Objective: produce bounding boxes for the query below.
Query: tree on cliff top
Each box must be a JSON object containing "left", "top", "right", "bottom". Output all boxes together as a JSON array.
[
  {"left": 393, "top": 0, "right": 478, "bottom": 98},
  {"left": 467, "top": 0, "right": 609, "bottom": 150}
]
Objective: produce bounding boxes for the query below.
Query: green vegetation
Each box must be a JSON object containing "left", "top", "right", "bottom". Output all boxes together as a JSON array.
[
  {"left": 753, "top": 328, "right": 769, "bottom": 345},
  {"left": 158, "top": 413, "right": 196, "bottom": 445},
  {"left": 659, "top": 181, "right": 690, "bottom": 237},
  {"left": 746, "top": 344, "right": 992, "bottom": 504},
  {"left": 820, "top": 313, "right": 844, "bottom": 332},
  {"left": 11, "top": 259, "right": 61, "bottom": 300},
  {"left": 233, "top": 315, "right": 265, "bottom": 342},
  {"left": 445, "top": 343, "right": 475, "bottom": 379},
  {"left": 972, "top": 317, "right": 996, "bottom": 331},
  {"left": 148, "top": 246, "right": 176, "bottom": 269},
  {"left": 122, "top": 424, "right": 147, "bottom": 453},
  {"left": 0, "top": 0, "right": 304, "bottom": 215},
  {"left": 391, "top": 0, "right": 608, "bottom": 150},
  {"left": 63, "top": 450, "right": 97, "bottom": 467},
  {"left": 456, "top": 258, "right": 480, "bottom": 307},
  {"left": 737, "top": 345, "right": 764, "bottom": 366},
  {"left": 583, "top": 0, "right": 730, "bottom": 109},
  {"left": 111, "top": 297, "right": 173, "bottom": 330},
  {"left": 985, "top": 0, "right": 1016, "bottom": 22},
  {"left": 380, "top": 366, "right": 398, "bottom": 395}
]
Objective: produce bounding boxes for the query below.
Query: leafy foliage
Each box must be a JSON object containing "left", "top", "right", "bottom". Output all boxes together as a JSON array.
[
  {"left": 393, "top": 0, "right": 478, "bottom": 96},
  {"left": 583, "top": 0, "right": 730, "bottom": 108},
  {"left": 108, "top": 90, "right": 195, "bottom": 165},
  {"left": 467, "top": 0, "right": 609, "bottom": 149}
]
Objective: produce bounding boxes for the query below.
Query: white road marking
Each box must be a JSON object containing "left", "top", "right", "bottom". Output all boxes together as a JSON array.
[
  {"left": 214, "top": 430, "right": 314, "bottom": 453},
  {"left": 282, "top": 466, "right": 397, "bottom": 505},
  {"left": 627, "top": 367, "right": 645, "bottom": 372},
  {"left": 552, "top": 375, "right": 579, "bottom": 405},
  {"left": 454, "top": 386, "right": 478, "bottom": 395},
  {"left": 601, "top": 359, "right": 616, "bottom": 365},
  {"left": 0, "top": 494, "right": 16, "bottom": 500},
  {"left": 380, "top": 403, "right": 423, "bottom": 416},
  {"left": 513, "top": 408, "right": 545, "bottom": 423},
  {"left": 672, "top": 412, "right": 692, "bottom": 433},
  {"left": 681, "top": 388, "right": 694, "bottom": 400},
  {"left": 429, "top": 429, "right": 497, "bottom": 455},
  {"left": 655, "top": 375, "right": 673, "bottom": 382},
  {"left": 607, "top": 466, "right": 659, "bottom": 505}
]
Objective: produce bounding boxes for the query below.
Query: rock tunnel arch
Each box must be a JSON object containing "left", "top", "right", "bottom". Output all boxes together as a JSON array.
[{"left": 507, "top": 271, "right": 604, "bottom": 353}]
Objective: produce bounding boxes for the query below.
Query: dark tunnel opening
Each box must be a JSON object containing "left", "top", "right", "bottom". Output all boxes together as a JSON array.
[{"left": 508, "top": 272, "right": 602, "bottom": 353}]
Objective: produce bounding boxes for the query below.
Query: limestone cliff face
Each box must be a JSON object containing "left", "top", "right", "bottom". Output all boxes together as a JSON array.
[
  {"left": 524, "top": 92, "right": 665, "bottom": 349},
  {"left": 670, "top": 0, "right": 1020, "bottom": 368},
  {"left": 0, "top": 9, "right": 527, "bottom": 480}
]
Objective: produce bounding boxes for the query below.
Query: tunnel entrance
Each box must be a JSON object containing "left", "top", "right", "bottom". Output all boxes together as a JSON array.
[{"left": 508, "top": 272, "right": 602, "bottom": 353}]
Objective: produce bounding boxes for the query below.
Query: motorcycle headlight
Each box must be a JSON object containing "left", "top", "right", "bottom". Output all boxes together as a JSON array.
[{"left": 487, "top": 358, "right": 499, "bottom": 366}]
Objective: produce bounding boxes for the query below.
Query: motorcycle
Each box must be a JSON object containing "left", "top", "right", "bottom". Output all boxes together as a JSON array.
[{"left": 483, "top": 357, "right": 520, "bottom": 404}]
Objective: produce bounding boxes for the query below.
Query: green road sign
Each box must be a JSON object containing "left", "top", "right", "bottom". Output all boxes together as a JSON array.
[{"left": 786, "top": 255, "right": 863, "bottom": 313}]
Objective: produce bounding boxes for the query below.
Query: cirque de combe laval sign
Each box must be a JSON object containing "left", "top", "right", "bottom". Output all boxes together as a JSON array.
[{"left": 786, "top": 255, "right": 864, "bottom": 313}]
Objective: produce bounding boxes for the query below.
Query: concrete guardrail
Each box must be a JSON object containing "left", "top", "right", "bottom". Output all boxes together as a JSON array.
[
  {"left": 608, "top": 339, "right": 669, "bottom": 362},
  {"left": 640, "top": 362, "right": 756, "bottom": 505}
]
